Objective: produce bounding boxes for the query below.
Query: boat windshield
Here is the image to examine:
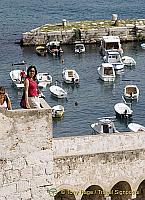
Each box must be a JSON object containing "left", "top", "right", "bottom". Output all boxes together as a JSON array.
[{"left": 106, "top": 42, "right": 119, "bottom": 50}]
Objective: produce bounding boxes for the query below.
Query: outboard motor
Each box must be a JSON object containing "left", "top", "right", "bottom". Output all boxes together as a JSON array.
[{"left": 72, "top": 78, "right": 75, "bottom": 84}]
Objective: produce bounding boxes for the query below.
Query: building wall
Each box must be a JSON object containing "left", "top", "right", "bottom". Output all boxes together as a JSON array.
[{"left": 0, "top": 108, "right": 54, "bottom": 200}]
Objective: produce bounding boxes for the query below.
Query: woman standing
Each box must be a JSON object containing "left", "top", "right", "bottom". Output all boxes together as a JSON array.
[
  {"left": 0, "top": 86, "right": 12, "bottom": 110},
  {"left": 24, "top": 65, "right": 41, "bottom": 109}
]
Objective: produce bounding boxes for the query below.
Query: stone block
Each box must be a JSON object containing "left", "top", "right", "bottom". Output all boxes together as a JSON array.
[
  {"left": 20, "top": 189, "right": 31, "bottom": 200},
  {"left": 20, "top": 167, "right": 33, "bottom": 179},
  {"left": 17, "top": 180, "right": 30, "bottom": 193},
  {"left": 0, "top": 183, "right": 17, "bottom": 195}
]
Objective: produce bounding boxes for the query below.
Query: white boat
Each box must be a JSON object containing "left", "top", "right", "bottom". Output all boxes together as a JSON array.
[
  {"left": 49, "top": 85, "right": 67, "bottom": 98},
  {"left": 100, "top": 36, "right": 123, "bottom": 56},
  {"left": 46, "top": 41, "right": 63, "bottom": 56},
  {"left": 114, "top": 102, "right": 133, "bottom": 118},
  {"left": 141, "top": 43, "right": 145, "bottom": 49},
  {"left": 128, "top": 123, "right": 145, "bottom": 132},
  {"left": 91, "top": 117, "right": 119, "bottom": 134},
  {"left": 121, "top": 56, "right": 136, "bottom": 66},
  {"left": 35, "top": 46, "right": 47, "bottom": 56},
  {"left": 123, "top": 84, "right": 139, "bottom": 100},
  {"left": 97, "top": 63, "right": 116, "bottom": 82},
  {"left": 103, "top": 51, "right": 124, "bottom": 70},
  {"left": 52, "top": 105, "right": 64, "bottom": 118},
  {"left": 10, "top": 70, "right": 50, "bottom": 89},
  {"left": 62, "top": 69, "right": 80, "bottom": 84},
  {"left": 10, "top": 69, "right": 26, "bottom": 88},
  {"left": 75, "top": 44, "right": 85, "bottom": 53},
  {"left": 37, "top": 73, "right": 52, "bottom": 85}
]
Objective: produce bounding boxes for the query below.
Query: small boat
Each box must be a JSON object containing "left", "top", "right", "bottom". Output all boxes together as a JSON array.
[
  {"left": 97, "top": 63, "right": 116, "bottom": 82},
  {"left": 91, "top": 117, "right": 119, "bottom": 134},
  {"left": 46, "top": 41, "right": 63, "bottom": 56},
  {"left": 49, "top": 85, "right": 67, "bottom": 99},
  {"left": 141, "top": 43, "right": 145, "bottom": 49},
  {"left": 128, "top": 123, "right": 145, "bottom": 132},
  {"left": 52, "top": 105, "right": 64, "bottom": 118},
  {"left": 35, "top": 46, "right": 47, "bottom": 56},
  {"left": 10, "top": 61, "right": 27, "bottom": 88},
  {"left": 123, "top": 84, "right": 139, "bottom": 100},
  {"left": 10, "top": 69, "right": 27, "bottom": 88},
  {"left": 10, "top": 70, "right": 50, "bottom": 89},
  {"left": 103, "top": 51, "right": 124, "bottom": 70},
  {"left": 75, "top": 44, "right": 85, "bottom": 53},
  {"left": 100, "top": 36, "right": 123, "bottom": 56},
  {"left": 37, "top": 73, "right": 52, "bottom": 85},
  {"left": 62, "top": 69, "right": 80, "bottom": 84},
  {"left": 114, "top": 102, "right": 133, "bottom": 118},
  {"left": 121, "top": 56, "right": 136, "bottom": 66}
]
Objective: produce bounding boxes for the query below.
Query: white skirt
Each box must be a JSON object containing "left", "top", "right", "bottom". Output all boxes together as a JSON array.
[{"left": 28, "top": 96, "right": 41, "bottom": 108}]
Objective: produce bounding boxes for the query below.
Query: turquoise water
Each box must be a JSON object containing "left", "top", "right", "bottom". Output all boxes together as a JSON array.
[{"left": 0, "top": 0, "right": 145, "bottom": 136}]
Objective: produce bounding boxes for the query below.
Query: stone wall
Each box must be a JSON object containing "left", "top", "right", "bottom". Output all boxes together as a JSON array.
[
  {"left": 0, "top": 107, "right": 145, "bottom": 200},
  {"left": 53, "top": 132, "right": 145, "bottom": 199},
  {"left": 0, "top": 108, "right": 53, "bottom": 200},
  {"left": 21, "top": 25, "right": 145, "bottom": 46}
]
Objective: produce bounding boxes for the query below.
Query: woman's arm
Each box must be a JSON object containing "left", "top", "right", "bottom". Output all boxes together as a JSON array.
[
  {"left": 24, "top": 79, "right": 30, "bottom": 108},
  {"left": 5, "top": 94, "right": 12, "bottom": 110}
]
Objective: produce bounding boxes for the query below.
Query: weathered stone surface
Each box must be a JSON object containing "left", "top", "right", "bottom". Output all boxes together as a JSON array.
[{"left": 0, "top": 105, "right": 145, "bottom": 200}]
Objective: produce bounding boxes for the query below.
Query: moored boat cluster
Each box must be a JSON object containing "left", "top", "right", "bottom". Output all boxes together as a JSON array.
[{"left": 11, "top": 35, "right": 144, "bottom": 132}]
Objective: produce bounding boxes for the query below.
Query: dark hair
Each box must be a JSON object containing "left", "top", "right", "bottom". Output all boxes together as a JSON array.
[
  {"left": 27, "top": 65, "right": 37, "bottom": 80},
  {"left": 0, "top": 86, "right": 5, "bottom": 93}
]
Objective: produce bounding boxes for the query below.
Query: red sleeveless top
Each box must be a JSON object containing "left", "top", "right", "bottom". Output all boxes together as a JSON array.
[{"left": 27, "top": 77, "right": 38, "bottom": 97}]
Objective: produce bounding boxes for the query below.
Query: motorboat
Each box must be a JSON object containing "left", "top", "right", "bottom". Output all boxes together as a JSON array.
[
  {"left": 103, "top": 51, "right": 124, "bottom": 70},
  {"left": 114, "top": 102, "right": 133, "bottom": 118},
  {"left": 97, "top": 63, "right": 116, "bottom": 82},
  {"left": 10, "top": 61, "right": 27, "bottom": 88},
  {"left": 128, "top": 123, "right": 145, "bottom": 132},
  {"left": 75, "top": 44, "right": 85, "bottom": 53},
  {"left": 121, "top": 56, "right": 136, "bottom": 66},
  {"left": 123, "top": 84, "right": 139, "bottom": 100},
  {"left": 10, "top": 70, "right": 50, "bottom": 89},
  {"left": 37, "top": 73, "right": 52, "bottom": 85},
  {"left": 46, "top": 41, "right": 63, "bottom": 56},
  {"left": 100, "top": 36, "right": 123, "bottom": 56},
  {"left": 10, "top": 69, "right": 27, "bottom": 88},
  {"left": 91, "top": 117, "right": 119, "bottom": 134},
  {"left": 35, "top": 46, "right": 47, "bottom": 56},
  {"left": 62, "top": 69, "right": 80, "bottom": 84},
  {"left": 141, "top": 43, "right": 145, "bottom": 49},
  {"left": 49, "top": 85, "right": 67, "bottom": 99},
  {"left": 52, "top": 105, "right": 64, "bottom": 118}
]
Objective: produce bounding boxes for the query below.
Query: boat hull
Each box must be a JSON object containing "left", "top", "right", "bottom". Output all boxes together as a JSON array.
[
  {"left": 49, "top": 85, "right": 67, "bottom": 99},
  {"left": 128, "top": 123, "right": 145, "bottom": 132},
  {"left": 124, "top": 85, "right": 139, "bottom": 100},
  {"left": 97, "top": 64, "right": 116, "bottom": 82},
  {"left": 62, "top": 69, "right": 80, "bottom": 84},
  {"left": 114, "top": 103, "right": 133, "bottom": 118},
  {"left": 52, "top": 105, "right": 64, "bottom": 118}
]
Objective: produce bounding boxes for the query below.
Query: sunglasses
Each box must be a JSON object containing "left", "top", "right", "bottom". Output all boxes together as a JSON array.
[
  {"left": 0, "top": 92, "right": 5, "bottom": 94},
  {"left": 30, "top": 70, "right": 35, "bottom": 72}
]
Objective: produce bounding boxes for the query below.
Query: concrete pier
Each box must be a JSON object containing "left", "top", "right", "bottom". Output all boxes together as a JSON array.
[{"left": 21, "top": 18, "right": 145, "bottom": 46}]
